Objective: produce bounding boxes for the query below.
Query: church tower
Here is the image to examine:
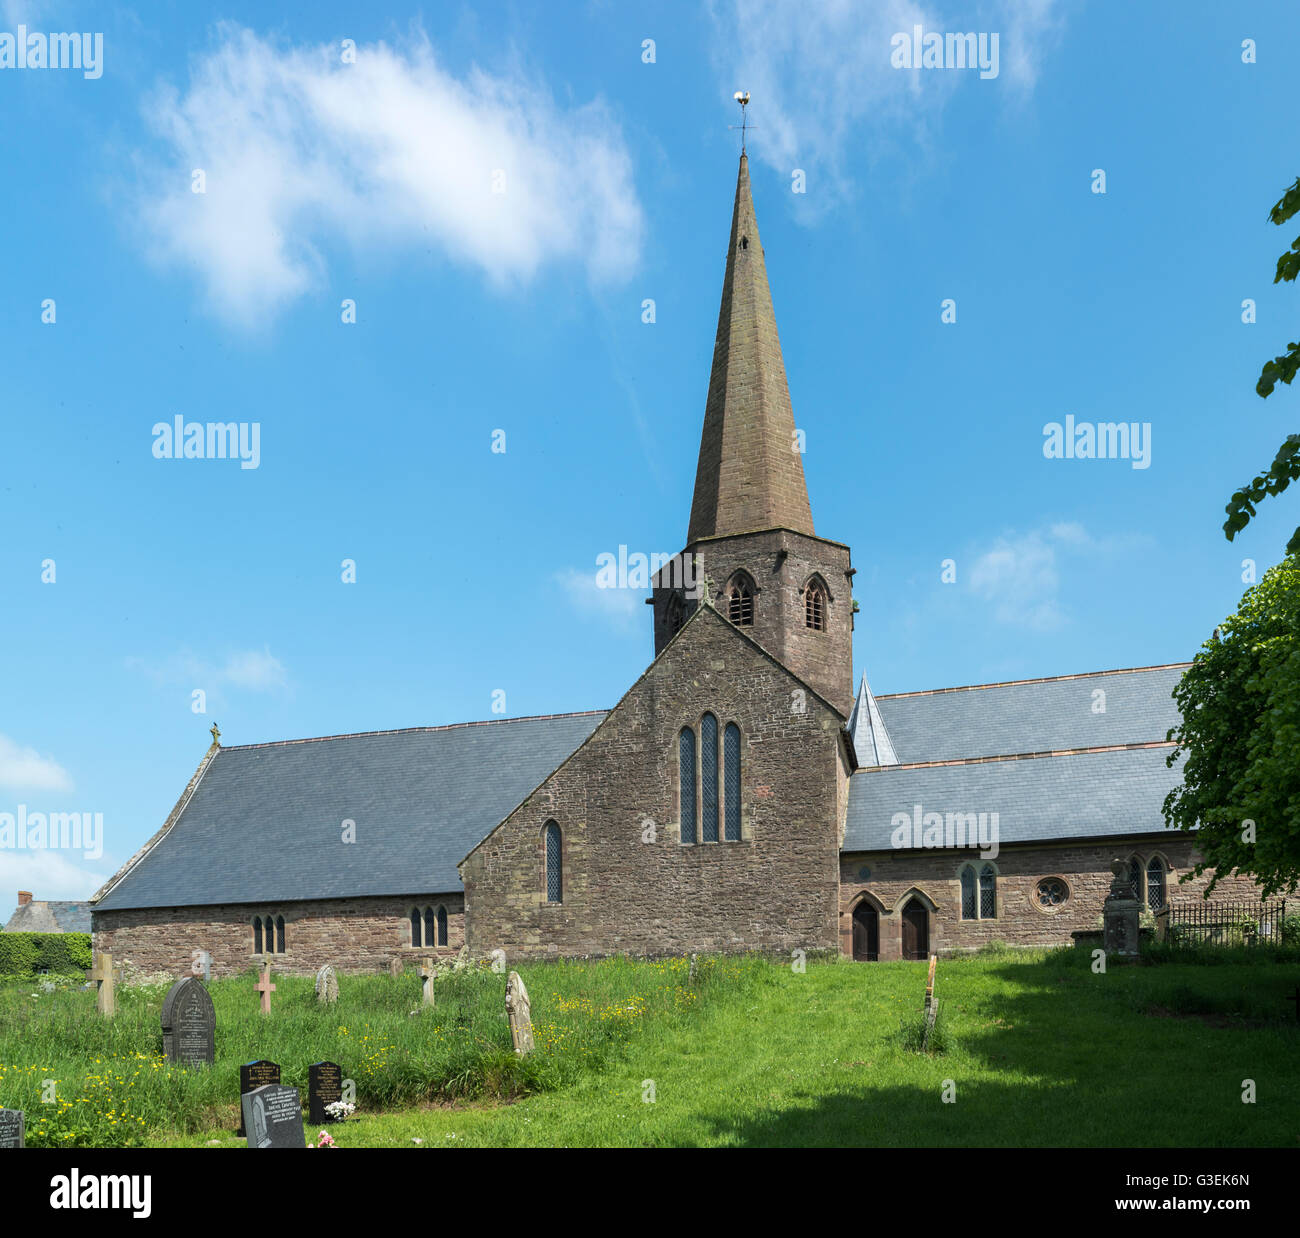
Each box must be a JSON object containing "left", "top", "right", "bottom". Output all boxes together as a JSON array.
[{"left": 653, "top": 152, "right": 855, "bottom": 717}]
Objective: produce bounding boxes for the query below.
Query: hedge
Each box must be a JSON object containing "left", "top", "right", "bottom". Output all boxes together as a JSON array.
[{"left": 0, "top": 932, "right": 93, "bottom": 976}]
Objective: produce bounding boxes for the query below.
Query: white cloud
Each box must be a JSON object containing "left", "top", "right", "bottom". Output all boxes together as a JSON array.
[
  {"left": 968, "top": 528, "right": 1065, "bottom": 630},
  {"left": 554, "top": 567, "right": 643, "bottom": 632},
  {"left": 127, "top": 646, "right": 288, "bottom": 692},
  {"left": 0, "top": 850, "right": 113, "bottom": 904},
  {"left": 709, "top": 0, "right": 1065, "bottom": 205},
  {"left": 0, "top": 735, "right": 73, "bottom": 792},
  {"left": 133, "top": 25, "right": 643, "bottom": 324}
]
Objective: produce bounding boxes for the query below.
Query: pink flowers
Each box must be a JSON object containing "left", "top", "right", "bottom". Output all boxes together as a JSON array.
[{"left": 315, "top": 1130, "right": 336, "bottom": 1148}]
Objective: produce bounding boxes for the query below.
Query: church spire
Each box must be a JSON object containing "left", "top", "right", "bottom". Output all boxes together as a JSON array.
[{"left": 687, "top": 151, "right": 814, "bottom": 544}]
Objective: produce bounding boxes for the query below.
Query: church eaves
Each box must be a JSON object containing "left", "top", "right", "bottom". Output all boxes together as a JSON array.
[{"left": 687, "top": 152, "right": 815, "bottom": 544}]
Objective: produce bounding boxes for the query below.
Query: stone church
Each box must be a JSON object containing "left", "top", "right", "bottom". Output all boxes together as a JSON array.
[{"left": 90, "top": 154, "right": 1254, "bottom": 976}]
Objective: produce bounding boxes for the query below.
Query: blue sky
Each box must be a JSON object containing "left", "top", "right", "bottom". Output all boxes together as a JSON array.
[{"left": 1, "top": 1, "right": 1297, "bottom": 900}]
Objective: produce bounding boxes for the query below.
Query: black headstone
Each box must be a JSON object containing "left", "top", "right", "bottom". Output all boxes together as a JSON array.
[
  {"left": 160, "top": 976, "right": 215, "bottom": 1067},
  {"left": 0, "top": 1109, "right": 24, "bottom": 1148},
  {"left": 236, "top": 1060, "right": 281, "bottom": 1136},
  {"left": 241, "top": 1084, "right": 305, "bottom": 1149},
  {"left": 308, "top": 1061, "right": 343, "bottom": 1124}
]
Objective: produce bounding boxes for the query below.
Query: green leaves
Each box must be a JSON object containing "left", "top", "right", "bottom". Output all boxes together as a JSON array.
[{"left": 1163, "top": 556, "right": 1300, "bottom": 898}]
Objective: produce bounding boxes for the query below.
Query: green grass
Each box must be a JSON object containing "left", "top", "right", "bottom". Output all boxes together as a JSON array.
[{"left": 4, "top": 949, "right": 1298, "bottom": 1147}]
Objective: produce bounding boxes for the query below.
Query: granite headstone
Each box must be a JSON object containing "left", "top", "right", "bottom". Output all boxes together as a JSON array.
[
  {"left": 241, "top": 1084, "right": 305, "bottom": 1149},
  {"left": 160, "top": 977, "right": 215, "bottom": 1067},
  {"left": 308, "top": 1061, "right": 343, "bottom": 1125}
]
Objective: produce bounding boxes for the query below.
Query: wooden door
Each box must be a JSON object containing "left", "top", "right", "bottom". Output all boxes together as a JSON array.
[
  {"left": 901, "top": 901, "right": 929, "bottom": 960},
  {"left": 852, "top": 903, "right": 879, "bottom": 961}
]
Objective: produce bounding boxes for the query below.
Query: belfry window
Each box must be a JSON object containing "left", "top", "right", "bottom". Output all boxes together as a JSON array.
[
  {"left": 725, "top": 573, "right": 754, "bottom": 626},
  {"left": 804, "top": 579, "right": 827, "bottom": 631}
]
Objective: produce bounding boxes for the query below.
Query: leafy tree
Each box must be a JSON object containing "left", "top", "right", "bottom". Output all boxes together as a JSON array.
[
  {"left": 1223, "top": 176, "right": 1300, "bottom": 554},
  {"left": 1163, "top": 555, "right": 1300, "bottom": 897}
]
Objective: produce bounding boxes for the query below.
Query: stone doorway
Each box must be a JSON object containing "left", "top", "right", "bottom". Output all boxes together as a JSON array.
[
  {"left": 901, "top": 900, "right": 929, "bottom": 960},
  {"left": 852, "top": 902, "right": 879, "bottom": 961}
]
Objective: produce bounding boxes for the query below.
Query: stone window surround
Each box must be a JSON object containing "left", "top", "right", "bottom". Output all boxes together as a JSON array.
[
  {"left": 407, "top": 903, "right": 451, "bottom": 948},
  {"left": 1120, "top": 850, "right": 1175, "bottom": 905},
  {"left": 250, "top": 913, "right": 287, "bottom": 957},
  {"left": 676, "top": 712, "right": 750, "bottom": 846},
  {"left": 540, "top": 820, "right": 564, "bottom": 907},
  {"left": 957, "top": 861, "right": 999, "bottom": 920},
  {"left": 1030, "top": 875, "right": 1072, "bottom": 915}
]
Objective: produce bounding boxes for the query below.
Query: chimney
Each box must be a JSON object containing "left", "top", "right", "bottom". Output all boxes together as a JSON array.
[{"left": 17, "top": 891, "right": 32, "bottom": 905}]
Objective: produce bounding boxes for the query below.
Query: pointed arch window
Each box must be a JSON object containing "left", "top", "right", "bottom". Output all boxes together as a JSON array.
[
  {"left": 723, "top": 723, "right": 741, "bottom": 841},
  {"left": 253, "top": 916, "right": 264, "bottom": 954},
  {"left": 275, "top": 915, "right": 286, "bottom": 953},
  {"left": 725, "top": 573, "right": 754, "bottom": 626},
  {"left": 544, "top": 821, "right": 563, "bottom": 904},
  {"left": 679, "top": 727, "right": 697, "bottom": 844},
  {"left": 410, "top": 908, "right": 422, "bottom": 947},
  {"left": 701, "top": 713, "right": 719, "bottom": 843},
  {"left": 665, "top": 591, "right": 687, "bottom": 638},
  {"left": 960, "top": 867, "right": 977, "bottom": 920},
  {"left": 1125, "top": 856, "right": 1143, "bottom": 901},
  {"left": 1146, "top": 857, "right": 1167, "bottom": 912},
  {"left": 436, "top": 904, "right": 449, "bottom": 946},
  {"left": 979, "top": 865, "right": 997, "bottom": 918},
  {"left": 423, "top": 906, "right": 436, "bottom": 948},
  {"left": 804, "top": 579, "right": 827, "bottom": 631}
]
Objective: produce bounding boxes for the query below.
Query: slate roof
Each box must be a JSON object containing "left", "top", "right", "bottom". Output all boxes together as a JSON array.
[
  {"left": 843, "top": 745, "right": 1185, "bottom": 853},
  {"left": 871, "top": 664, "right": 1186, "bottom": 766},
  {"left": 3, "top": 900, "right": 93, "bottom": 933},
  {"left": 847, "top": 675, "right": 899, "bottom": 766},
  {"left": 93, "top": 712, "right": 607, "bottom": 911}
]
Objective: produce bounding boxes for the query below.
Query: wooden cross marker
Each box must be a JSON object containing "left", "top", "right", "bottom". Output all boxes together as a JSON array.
[
  {"left": 419, "top": 957, "right": 435, "bottom": 1007},
  {"left": 255, "top": 959, "right": 276, "bottom": 1015},
  {"left": 921, "top": 954, "right": 938, "bottom": 1050},
  {"left": 86, "top": 950, "right": 115, "bottom": 1017}
]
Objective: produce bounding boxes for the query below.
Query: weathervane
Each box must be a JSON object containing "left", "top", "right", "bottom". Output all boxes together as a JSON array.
[{"left": 730, "top": 90, "right": 752, "bottom": 152}]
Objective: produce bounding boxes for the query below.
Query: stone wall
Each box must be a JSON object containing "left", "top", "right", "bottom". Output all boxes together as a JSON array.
[
  {"left": 839, "top": 837, "right": 1266, "bottom": 958},
  {"left": 653, "top": 528, "right": 854, "bottom": 718},
  {"left": 91, "top": 893, "right": 464, "bottom": 979},
  {"left": 462, "top": 604, "right": 845, "bottom": 960}
]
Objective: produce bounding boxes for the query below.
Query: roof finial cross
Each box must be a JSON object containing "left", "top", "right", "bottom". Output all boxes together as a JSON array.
[{"left": 731, "top": 91, "right": 752, "bottom": 153}]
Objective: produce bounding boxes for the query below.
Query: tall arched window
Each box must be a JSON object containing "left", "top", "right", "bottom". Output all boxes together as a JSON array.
[
  {"left": 979, "top": 865, "right": 997, "bottom": 918},
  {"left": 724, "top": 573, "right": 754, "bottom": 626},
  {"left": 679, "top": 727, "right": 697, "bottom": 844},
  {"left": 804, "top": 579, "right": 827, "bottom": 631},
  {"left": 723, "top": 723, "right": 741, "bottom": 841},
  {"left": 275, "top": 915, "right": 286, "bottom": 953},
  {"left": 544, "top": 821, "right": 563, "bottom": 903},
  {"left": 410, "top": 908, "right": 421, "bottom": 947},
  {"left": 436, "top": 904, "right": 449, "bottom": 946},
  {"left": 1126, "top": 856, "right": 1143, "bottom": 901},
  {"left": 1146, "top": 857, "right": 1166, "bottom": 911},
  {"left": 423, "top": 906, "right": 436, "bottom": 947},
  {"left": 960, "top": 867, "right": 977, "bottom": 920},
  {"left": 701, "top": 713, "right": 719, "bottom": 843},
  {"left": 253, "top": 916, "right": 264, "bottom": 954}
]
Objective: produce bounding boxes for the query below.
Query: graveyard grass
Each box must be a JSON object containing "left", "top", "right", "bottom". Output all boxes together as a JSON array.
[{"left": 1, "top": 947, "right": 1297, "bottom": 1148}]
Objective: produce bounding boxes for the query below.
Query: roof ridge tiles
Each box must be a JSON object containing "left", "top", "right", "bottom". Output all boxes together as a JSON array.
[{"left": 873, "top": 663, "right": 1191, "bottom": 701}]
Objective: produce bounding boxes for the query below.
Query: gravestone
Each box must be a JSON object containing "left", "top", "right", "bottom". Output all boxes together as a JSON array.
[
  {"left": 505, "top": 971, "right": 534, "bottom": 1056},
  {"left": 314, "top": 963, "right": 338, "bottom": 1004},
  {"left": 0, "top": 1109, "right": 24, "bottom": 1148},
  {"left": 241, "top": 1083, "right": 305, "bottom": 1149},
  {"left": 419, "top": 958, "right": 435, "bottom": 1007},
  {"left": 1103, "top": 858, "right": 1141, "bottom": 959},
  {"left": 86, "top": 950, "right": 115, "bottom": 1017},
  {"left": 255, "top": 960, "right": 276, "bottom": 1014},
  {"left": 161, "top": 976, "right": 215, "bottom": 1067},
  {"left": 236, "top": 1060, "right": 281, "bottom": 1137},
  {"left": 192, "top": 950, "right": 213, "bottom": 983},
  {"left": 308, "top": 1061, "right": 343, "bottom": 1125},
  {"left": 388, "top": 957, "right": 403, "bottom": 978}
]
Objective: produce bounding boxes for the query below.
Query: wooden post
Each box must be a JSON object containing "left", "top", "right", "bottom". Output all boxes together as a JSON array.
[
  {"left": 921, "top": 953, "right": 938, "bottom": 1050},
  {"left": 255, "top": 958, "right": 276, "bottom": 1015},
  {"left": 86, "top": 950, "right": 115, "bottom": 1017}
]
